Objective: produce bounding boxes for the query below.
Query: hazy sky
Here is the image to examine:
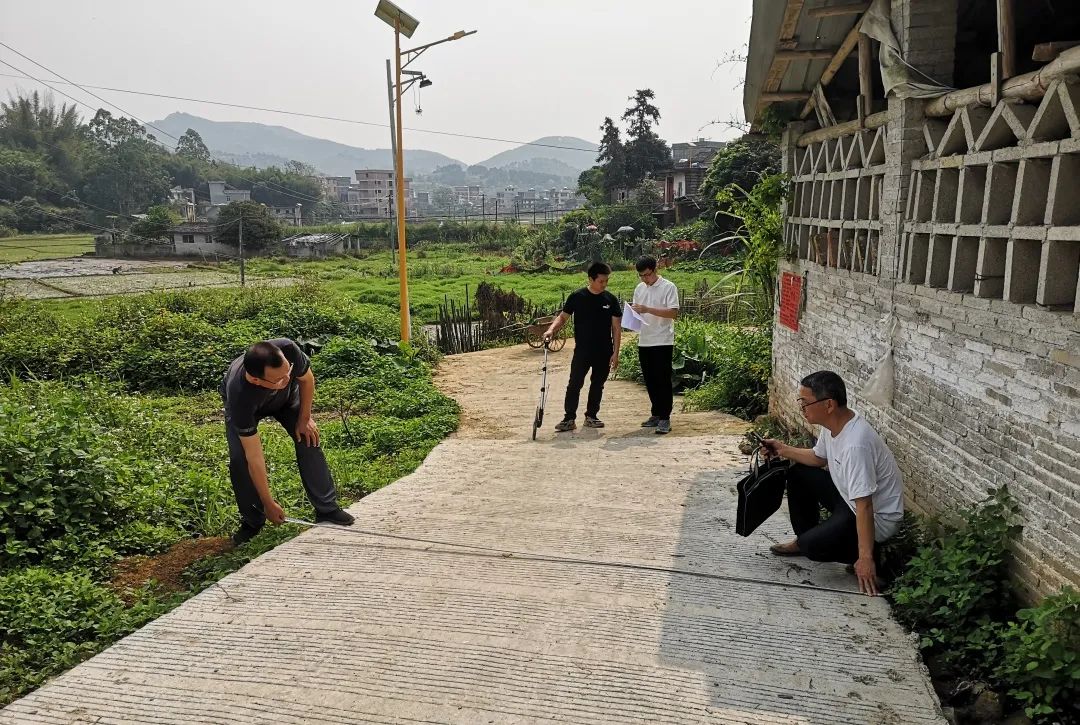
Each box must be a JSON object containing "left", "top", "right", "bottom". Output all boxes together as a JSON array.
[{"left": 0, "top": 0, "right": 753, "bottom": 165}]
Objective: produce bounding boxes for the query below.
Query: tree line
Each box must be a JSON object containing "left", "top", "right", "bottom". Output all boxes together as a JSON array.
[{"left": 0, "top": 92, "right": 324, "bottom": 236}]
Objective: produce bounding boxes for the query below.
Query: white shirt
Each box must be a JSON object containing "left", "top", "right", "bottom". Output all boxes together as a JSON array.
[
  {"left": 812, "top": 412, "right": 904, "bottom": 541},
  {"left": 632, "top": 276, "right": 680, "bottom": 347}
]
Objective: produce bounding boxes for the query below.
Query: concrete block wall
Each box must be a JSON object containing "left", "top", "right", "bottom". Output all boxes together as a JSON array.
[
  {"left": 770, "top": 0, "right": 1080, "bottom": 600},
  {"left": 770, "top": 262, "right": 1080, "bottom": 597}
]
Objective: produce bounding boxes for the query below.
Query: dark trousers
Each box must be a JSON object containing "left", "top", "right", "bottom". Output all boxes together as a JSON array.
[
  {"left": 225, "top": 403, "right": 339, "bottom": 531},
  {"left": 786, "top": 463, "right": 868, "bottom": 564},
  {"left": 564, "top": 347, "right": 611, "bottom": 420},
  {"left": 639, "top": 345, "right": 674, "bottom": 419}
]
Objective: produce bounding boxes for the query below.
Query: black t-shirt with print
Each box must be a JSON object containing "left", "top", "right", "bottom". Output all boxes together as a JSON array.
[
  {"left": 220, "top": 338, "right": 310, "bottom": 436},
  {"left": 562, "top": 287, "right": 622, "bottom": 355}
]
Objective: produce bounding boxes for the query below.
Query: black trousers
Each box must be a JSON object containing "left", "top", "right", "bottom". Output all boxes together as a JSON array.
[
  {"left": 786, "top": 463, "right": 867, "bottom": 564},
  {"left": 638, "top": 345, "right": 674, "bottom": 419},
  {"left": 224, "top": 403, "right": 340, "bottom": 531},
  {"left": 564, "top": 347, "right": 611, "bottom": 420}
]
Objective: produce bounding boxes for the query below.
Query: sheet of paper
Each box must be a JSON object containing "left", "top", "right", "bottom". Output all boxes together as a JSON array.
[{"left": 621, "top": 301, "right": 649, "bottom": 332}]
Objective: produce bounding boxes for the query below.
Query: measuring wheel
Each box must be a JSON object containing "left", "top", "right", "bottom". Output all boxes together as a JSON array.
[{"left": 532, "top": 405, "right": 544, "bottom": 440}]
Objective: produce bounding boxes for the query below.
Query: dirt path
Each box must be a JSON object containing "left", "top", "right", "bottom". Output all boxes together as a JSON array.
[{"left": 436, "top": 339, "right": 749, "bottom": 440}]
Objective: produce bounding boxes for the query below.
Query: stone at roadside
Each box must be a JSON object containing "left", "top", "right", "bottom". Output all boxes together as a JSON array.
[{"left": 971, "top": 689, "right": 1004, "bottom": 723}]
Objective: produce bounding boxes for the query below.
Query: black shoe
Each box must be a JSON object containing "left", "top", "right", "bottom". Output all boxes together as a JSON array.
[
  {"left": 641, "top": 416, "right": 660, "bottom": 428},
  {"left": 316, "top": 508, "right": 355, "bottom": 526},
  {"left": 231, "top": 522, "right": 261, "bottom": 546},
  {"left": 584, "top": 416, "right": 605, "bottom": 428},
  {"left": 554, "top": 418, "right": 577, "bottom": 432}
]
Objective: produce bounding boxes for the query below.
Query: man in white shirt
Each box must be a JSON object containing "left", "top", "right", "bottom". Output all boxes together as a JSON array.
[
  {"left": 761, "top": 371, "right": 904, "bottom": 596},
  {"left": 629, "top": 256, "right": 680, "bottom": 434}
]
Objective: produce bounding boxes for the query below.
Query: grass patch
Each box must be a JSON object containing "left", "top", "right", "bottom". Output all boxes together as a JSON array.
[{"left": 0, "top": 234, "right": 95, "bottom": 263}]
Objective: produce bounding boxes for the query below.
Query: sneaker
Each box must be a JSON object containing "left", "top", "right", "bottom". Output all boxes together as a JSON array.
[
  {"left": 641, "top": 416, "right": 660, "bottom": 428},
  {"left": 231, "top": 522, "right": 261, "bottom": 546},
  {"left": 554, "top": 418, "right": 577, "bottom": 432},
  {"left": 584, "top": 416, "right": 605, "bottom": 428},
  {"left": 656, "top": 419, "right": 671, "bottom": 434},
  {"left": 316, "top": 508, "right": 355, "bottom": 526}
]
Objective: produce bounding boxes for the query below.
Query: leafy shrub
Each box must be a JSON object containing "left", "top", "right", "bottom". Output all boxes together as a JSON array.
[
  {"left": 998, "top": 588, "right": 1080, "bottom": 722},
  {"left": 0, "top": 567, "right": 172, "bottom": 703},
  {"left": 891, "top": 487, "right": 1021, "bottom": 675},
  {"left": 0, "top": 380, "right": 129, "bottom": 564},
  {"left": 617, "top": 320, "right": 772, "bottom": 419}
]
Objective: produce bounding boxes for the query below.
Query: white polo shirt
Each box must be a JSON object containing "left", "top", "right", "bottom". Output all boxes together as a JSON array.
[
  {"left": 632, "top": 276, "right": 680, "bottom": 347},
  {"left": 813, "top": 412, "right": 904, "bottom": 541}
]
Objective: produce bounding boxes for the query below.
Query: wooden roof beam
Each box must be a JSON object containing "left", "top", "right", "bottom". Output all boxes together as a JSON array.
[
  {"left": 774, "top": 47, "right": 841, "bottom": 61},
  {"left": 799, "top": 14, "right": 866, "bottom": 119},
  {"left": 807, "top": 2, "right": 870, "bottom": 19},
  {"left": 761, "top": 92, "right": 813, "bottom": 102}
]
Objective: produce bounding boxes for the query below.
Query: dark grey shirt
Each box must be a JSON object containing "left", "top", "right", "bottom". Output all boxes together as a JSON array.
[{"left": 220, "top": 338, "right": 310, "bottom": 437}]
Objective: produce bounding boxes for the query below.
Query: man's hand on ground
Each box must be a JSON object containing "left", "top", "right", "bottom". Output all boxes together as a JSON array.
[
  {"left": 854, "top": 556, "right": 879, "bottom": 596},
  {"left": 264, "top": 499, "right": 286, "bottom": 525},
  {"left": 296, "top": 416, "right": 320, "bottom": 447}
]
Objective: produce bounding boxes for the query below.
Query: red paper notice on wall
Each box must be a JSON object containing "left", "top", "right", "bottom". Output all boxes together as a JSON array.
[{"left": 779, "top": 272, "right": 802, "bottom": 332}]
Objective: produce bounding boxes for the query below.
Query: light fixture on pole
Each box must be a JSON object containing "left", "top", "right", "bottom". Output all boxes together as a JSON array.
[{"left": 376, "top": 0, "right": 476, "bottom": 342}]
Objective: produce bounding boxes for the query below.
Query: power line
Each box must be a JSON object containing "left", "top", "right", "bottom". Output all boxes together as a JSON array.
[
  {"left": 0, "top": 47, "right": 324, "bottom": 205},
  {"left": 0, "top": 71, "right": 601, "bottom": 155}
]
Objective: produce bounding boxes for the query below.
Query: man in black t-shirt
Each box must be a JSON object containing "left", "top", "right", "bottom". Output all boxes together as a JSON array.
[
  {"left": 543, "top": 261, "right": 622, "bottom": 432},
  {"left": 220, "top": 339, "right": 354, "bottom": 545}
]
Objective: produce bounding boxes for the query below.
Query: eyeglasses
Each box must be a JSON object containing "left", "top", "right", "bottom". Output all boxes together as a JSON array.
[
  {"left": 259, "top": 362, "right": 294, "bottom": 387},
  {"left": 797, "top": 397, "right": 830, "bottom": 411},
  {"left": 638, "top": 270, "right": 656, "bottom": 279}
]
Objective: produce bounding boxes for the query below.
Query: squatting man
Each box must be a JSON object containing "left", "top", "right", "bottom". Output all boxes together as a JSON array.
[
  {"left": 220, "top": 338, "right": 355, "bottom": 545},
  {"left": 760, "top": 371, "right": 904, "bottom": 596}
]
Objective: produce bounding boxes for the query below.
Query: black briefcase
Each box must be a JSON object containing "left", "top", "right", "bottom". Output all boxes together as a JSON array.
[{"left": 735, "top": 453, "right": 790, "bottom": 536}]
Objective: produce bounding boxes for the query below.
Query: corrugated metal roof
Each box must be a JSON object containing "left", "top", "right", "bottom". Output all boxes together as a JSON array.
[{"left": 743, "top": 0, "right": 864, "bottom": 124}]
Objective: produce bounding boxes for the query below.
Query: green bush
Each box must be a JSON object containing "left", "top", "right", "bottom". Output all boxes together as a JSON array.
[
  {"left": 617, "top": 320, "right": 772, "bottom": 419},
  {"left": 0, "top": 567, "right": 172, "bottom": 703},
  {"left": 0, "top": 380, "right": 129, "bottom": 564},
  {"left": 891, "top": 487, "right": 1021, "bottom": 675},
  {"left": 681, "top": 324, "right": 772, "bottom": 419},
  {"left": 998, "top": 588, "right": 1080, "bottom": 722}
]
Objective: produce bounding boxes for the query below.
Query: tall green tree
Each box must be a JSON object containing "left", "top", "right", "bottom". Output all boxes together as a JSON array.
[
  {"left": 81, "top": 110, "right": 171, "bottom": 215},
  {"left": 621, "top": 89, "right": 670, "bottom": 186},
  {"left": 0, "top": 92, "right": 87, "bottom": 191},
  {"left": 214, "top": 200, "right": 281, "bottom": 249},
  {"left": 596, "top": 117, "right": 628, "bottom": 196},
  {"left": 175, "top": 128, "right": 211, "bottom": 164}
]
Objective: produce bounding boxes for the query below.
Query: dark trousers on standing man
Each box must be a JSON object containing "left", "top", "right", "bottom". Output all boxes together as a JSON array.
[
  {"left": 563, "top": 347, "right": 611, "bottom": 420},
  {"left": 786, "top": 463, "right": 869, "bottom": 564},
  {"left": 224, "top": 402, "right": 340, "bottom": 531},
  {"left": 638, "top": 345, "right": 674, "bottom": 419}
]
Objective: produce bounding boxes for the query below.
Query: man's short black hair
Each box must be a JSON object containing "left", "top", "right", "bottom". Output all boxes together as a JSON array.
[
  {"left": 243, "top": 341, "right": 286, "bottom": 378},
  {"left": 635, "top": 256, "right": 657, "bottom": 273},
  {"left": 587, "top": 261, "right": 611, "bottom": 279},
  {"left": 800, "top": 371, "right": 848, "bottom": 408}
]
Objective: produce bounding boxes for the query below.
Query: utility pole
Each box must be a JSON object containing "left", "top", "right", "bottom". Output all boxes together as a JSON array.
[
  {"left": 495, "top": 198, "right": 499, "bottom": 224},
  {"left": 238, "top": 214, "right": 246, "bottom": 287},
  {"left": 385, "top": 58, "right": 398, "bottom": 258}
]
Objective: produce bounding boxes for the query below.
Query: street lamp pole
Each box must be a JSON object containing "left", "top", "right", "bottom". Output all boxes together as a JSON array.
[
  {"left": 377, "top": 0, "right": 476, "bottom": 342},
  {"left": 392, "top": 17, "right": 410, "bottom": 341}
]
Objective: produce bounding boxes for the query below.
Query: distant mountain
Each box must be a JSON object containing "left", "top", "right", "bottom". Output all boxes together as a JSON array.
[
  {"left": 149, "top": 112, "right": 465, "bottom": 176},
  {"left": 477, "top": 136, "right": 598, "bottom": 174}
]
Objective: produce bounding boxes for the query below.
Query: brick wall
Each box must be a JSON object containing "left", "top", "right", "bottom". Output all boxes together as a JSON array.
[{"left": 770, "top": 261, "right": 1080, "bottom": 598}]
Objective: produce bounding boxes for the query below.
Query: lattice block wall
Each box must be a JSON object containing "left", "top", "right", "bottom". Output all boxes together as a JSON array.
[
  {"left": 900, "top": 79, "right": 1080, "bottom": 314},
  {"left": 784, "top": 124, "right": 888, "bottom": 276}
]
